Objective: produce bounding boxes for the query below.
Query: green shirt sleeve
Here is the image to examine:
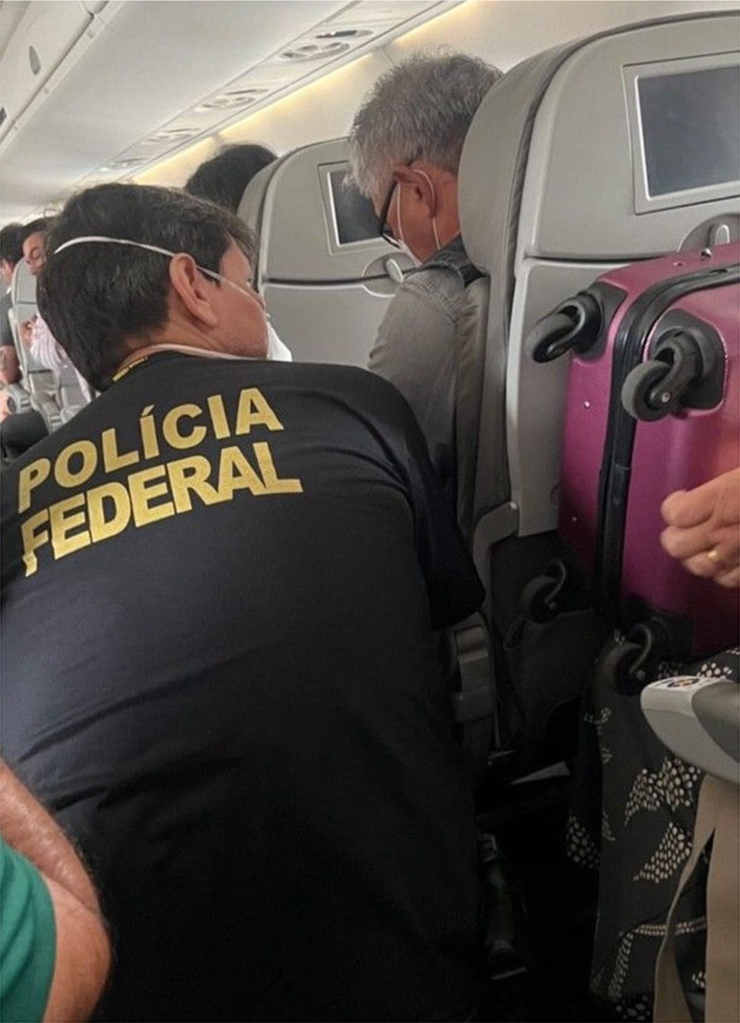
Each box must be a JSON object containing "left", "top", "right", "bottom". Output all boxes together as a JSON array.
[{"left": 0, "top": 837, "right": 56, "bottom": 1023}]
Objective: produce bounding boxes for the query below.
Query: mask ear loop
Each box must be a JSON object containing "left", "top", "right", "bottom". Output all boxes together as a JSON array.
[
  {"left": 54, "top": 235, "right": 178, "bottom": 259},
  {"left": 54, "top": 235, "right": 259, "bottom": 300},
  {"left": 412, "top": 169, "right": 441, "bottom": 251},
  {"left": 396, "top": 184, "right": 405, "bottom": 249}
]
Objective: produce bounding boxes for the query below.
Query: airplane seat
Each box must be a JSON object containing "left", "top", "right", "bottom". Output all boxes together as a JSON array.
[
  {"left": 8, "top": 261, "right": 54, "bottom": 406},
  {"left": 55, "top": 363, "right": 89, "bottom": 423},
  {"left": 237, "top": 138, "right": 413, "bottom": 367},
  {"left": 7, "top": 260, "right": 88, "bottom": 435},
  {"left": 641, "top": 675, "right": 739, "bottom": 787},
  {"left": 4, "top": 306, "right": 39, "bottom": 415},
  {"left": 641, "top": 672, "right": 739, "bottom": 1022},
  {"left": 454, "top": 273, "right": 491, "bottom": 543},
  {"left": 236, "top": 151, "right": 278, "bottom": 239},
  {"left": 456, "top": 9, "right": 740, "bottom": 783}
]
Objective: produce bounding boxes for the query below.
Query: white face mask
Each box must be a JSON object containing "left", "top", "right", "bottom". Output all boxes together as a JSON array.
[
  {"left": 266, "top": 323, "right": 292, "bottom": 362},
  {"left": 395, "top": 241, "right": 419, "bottom": 266}
]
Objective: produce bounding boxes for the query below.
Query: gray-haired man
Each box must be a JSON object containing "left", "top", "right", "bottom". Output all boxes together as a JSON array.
[{"left": 348, "top": 52, "right": 502, "bottom": 498}]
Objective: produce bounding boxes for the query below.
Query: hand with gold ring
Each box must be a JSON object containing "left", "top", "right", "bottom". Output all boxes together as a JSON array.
[{"left": 660, "top": 467, "right": 740, "bottom": 589}]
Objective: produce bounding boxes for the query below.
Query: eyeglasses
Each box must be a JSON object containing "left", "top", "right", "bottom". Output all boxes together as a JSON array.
[
  {"left": 376, "top": 151, "right": 420, "bottom": 248},
  {"left": 377, "top": 179, "right": 399, "bottom": 248}
]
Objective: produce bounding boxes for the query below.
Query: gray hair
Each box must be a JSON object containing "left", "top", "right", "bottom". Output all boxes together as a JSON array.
[{"left": 347, "top": 52, "right": 502, "bottom": 198}]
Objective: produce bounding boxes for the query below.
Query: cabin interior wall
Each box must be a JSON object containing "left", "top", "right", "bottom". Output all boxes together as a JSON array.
[{"left": 136, "top": 0, "right": 740, "bottom": 193}]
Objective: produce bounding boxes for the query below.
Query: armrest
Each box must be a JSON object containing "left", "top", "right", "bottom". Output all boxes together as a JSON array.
[{"left": 641, "top": 677, "right": 739, "bottom": 785}]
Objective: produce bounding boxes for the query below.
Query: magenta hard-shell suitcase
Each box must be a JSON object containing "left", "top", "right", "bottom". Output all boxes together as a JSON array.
[{"left": 533, "top": 242, "right": 739, "bottom": 663}]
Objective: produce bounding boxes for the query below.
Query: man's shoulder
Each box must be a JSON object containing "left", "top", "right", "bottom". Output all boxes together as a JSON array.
[
  {"left": 417, "top": 236, "right": 479, "bottom": 282},
  {"left": 246, "top": 361, "right": 422, "bottom": 444},
  {"left": 279, "top": 361, "right": 413, "bottom": 416},
  {"left": 422, "top": 237, "right": 479, "bottom": 280},
  {"left": 282, "top": 361, "right": 384, "bottom": 386},
  {"left": 382, "top": 264, "right": 466, "bottom": 332},
  {"left": 395, "top": 238, "right": 478, "bottom": 310}
]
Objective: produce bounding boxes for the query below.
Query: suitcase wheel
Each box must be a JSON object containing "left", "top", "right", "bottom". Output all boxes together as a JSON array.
[
  {"left": 621, "top": 330, "right": 715, "bottom": 422},
  {"left": 519, "top": 558, "right": 587, "bottom": 623},
  {"left": 530, "top": 294, "right": 602, "bottom": 363},
  {"left": 621, "top": 360, "right": 679, "bottom": 421},
  {"left": 602, "top": 622, "right": 671, "bottom": 694}
]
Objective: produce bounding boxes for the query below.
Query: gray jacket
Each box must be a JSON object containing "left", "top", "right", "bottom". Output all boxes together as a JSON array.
[{"left": 368, "top": 236, "right": 478, "bottom": 495}]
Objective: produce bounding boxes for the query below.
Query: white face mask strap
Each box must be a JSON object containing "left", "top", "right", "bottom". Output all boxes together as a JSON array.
[
  {"left": 53, "top": 236, "right": 178, "bottom": 260},
  {"left": 432, "top": 217, "right": 441, "bottom": 252},
  {"left": 410, "top": 169, "right": 441, "bottom": 251},
  {"left": 52, "top": 235, "right": 247, "bottom": 294},
  {"left": 395, "top": 186, "right": 405, "bottom": 250}
]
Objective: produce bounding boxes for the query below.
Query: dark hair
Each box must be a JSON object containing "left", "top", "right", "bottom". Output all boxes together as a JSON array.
[
  {"left": 0, "top": 223, "right": 24, "bottom": 266},
  {"left": 185, "top": 143, "right": 277, "bottom": 213},
  {"left": 38, "top": 183, "right": 258, "bottom": 392},
  {"left": 19, "top": 217, "right": 55, "bottom": 248}
]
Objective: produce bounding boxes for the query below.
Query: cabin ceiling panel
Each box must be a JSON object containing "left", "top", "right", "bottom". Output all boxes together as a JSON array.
[
  {"left": 104, "top": 1, "right": 452, "bottom": 177},
  {"left": 0, "top": 1, "right": 32, "bottom": 58},
  {"left": 0, "top": 0, "right": 456, "bottom": 223},
  {"left": 0, "top": 0, "right": 352, "bottom": 221}
]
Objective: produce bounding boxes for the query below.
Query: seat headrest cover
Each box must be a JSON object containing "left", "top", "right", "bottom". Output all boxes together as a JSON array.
[
  {"left": 459, "top": 10, "right": 740, "bottom": 277},
  {"left": 237, "top": 158, "right": 286, "bottom": 235},
  {"left": 459, "top": 31, "right": 594, "bottom": 276}
]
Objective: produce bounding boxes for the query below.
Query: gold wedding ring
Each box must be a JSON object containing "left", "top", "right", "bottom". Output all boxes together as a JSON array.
[{"left": 705, "top": 548, "right": 721, "bottom": 564}]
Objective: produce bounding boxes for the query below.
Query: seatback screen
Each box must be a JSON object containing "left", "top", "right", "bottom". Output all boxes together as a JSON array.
[
  {"left": 328, "top": 168, "right": 379, "bottom": 246},
  {"left": 638, "top": 64, "right": 740, "bottom": 197}
]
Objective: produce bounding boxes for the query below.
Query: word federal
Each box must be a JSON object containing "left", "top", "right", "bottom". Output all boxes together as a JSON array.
[{"left": 18, "top": 388, "right": 303, "bottom": 577}]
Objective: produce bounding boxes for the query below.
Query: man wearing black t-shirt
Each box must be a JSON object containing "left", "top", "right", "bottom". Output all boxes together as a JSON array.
[{"left": 0, "top": 183, "right": 486, "bottom": 1022}]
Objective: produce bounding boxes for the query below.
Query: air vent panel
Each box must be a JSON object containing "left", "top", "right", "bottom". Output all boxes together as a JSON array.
[{"left": 277, "top": 40, "right": 351, "bottom": 62}]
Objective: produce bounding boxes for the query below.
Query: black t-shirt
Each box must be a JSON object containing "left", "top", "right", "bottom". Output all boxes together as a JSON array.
[{"left": 1, "top": 353, "right": 485, "bottom": 1022}]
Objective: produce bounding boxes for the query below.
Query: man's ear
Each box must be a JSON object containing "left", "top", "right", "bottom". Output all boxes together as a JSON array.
[
  {"left": 392, "top": 164, "right": 438, "bottom": 217},
  {"left": 168, "top": 253, "right": 218, "bottom": 328}
]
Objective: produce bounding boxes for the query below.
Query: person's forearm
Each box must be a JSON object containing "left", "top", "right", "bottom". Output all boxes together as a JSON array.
[
  {"left": 41, "top": 877, "right": 111, "bottom": 1023},
  {"left": 0, "top": 759, "right": 99, "bottom": 914}
]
